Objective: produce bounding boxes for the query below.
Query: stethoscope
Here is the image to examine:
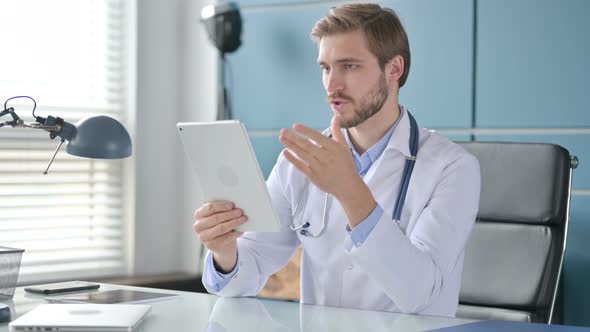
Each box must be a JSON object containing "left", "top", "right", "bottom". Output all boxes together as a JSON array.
[{"left": 289, "top": 110, "right": 419, "bottom": 237}]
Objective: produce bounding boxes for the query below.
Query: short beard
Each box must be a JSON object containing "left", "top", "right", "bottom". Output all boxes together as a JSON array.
[{"left": 338, "top": 74, "right": 389, "bottom": 128}]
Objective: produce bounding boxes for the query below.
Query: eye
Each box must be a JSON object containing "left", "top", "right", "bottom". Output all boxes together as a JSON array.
[
  {"left": 344, "top": 64, "right": 358, "bottom": 70},
  {"left": 320, "top": 65, "right": 330, "bottom": 74}
]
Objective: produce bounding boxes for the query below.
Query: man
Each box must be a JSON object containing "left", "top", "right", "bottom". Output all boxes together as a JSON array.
[{"left": 193, "top": 3, "right": 480, "bottom": 317}]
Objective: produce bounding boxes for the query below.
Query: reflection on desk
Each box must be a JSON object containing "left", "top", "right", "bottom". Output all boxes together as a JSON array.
[
  {"left": 205, "top": 297, "right": 474, "bottom": 332},
  {"left": 206, "top": 297, "right": 296, "bottom": 332}
]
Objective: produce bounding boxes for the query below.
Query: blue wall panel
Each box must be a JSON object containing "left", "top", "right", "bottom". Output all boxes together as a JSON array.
[
  {"left": 228, "top": 5, "right": 333, "bottom": 130},
  {"left": 475, "top": 134, "right": 590, "bottom": 189},
  {"left": 229, "top": 0, "right": 473, "bottom": 130},
  {"left": 563, "top": 195, "right": 590, "bottom": 326},
  {"left": 250, "top": 135, "right": 284, "bottom": 179},
  {"left": 476, "top": 0, "right": 590, "bottom": 128},
  {"left": 389, "top": 0, "right": 474, "bottom": 128}
]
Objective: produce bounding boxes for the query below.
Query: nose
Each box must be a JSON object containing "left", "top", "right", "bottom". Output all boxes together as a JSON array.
[{"left": 325, "top": 70, "right": 344, "bottom": 94}]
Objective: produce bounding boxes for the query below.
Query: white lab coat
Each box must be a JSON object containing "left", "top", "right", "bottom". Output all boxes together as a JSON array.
[{"left": 204, "top": 109, "right": 481, "bottom": 317}]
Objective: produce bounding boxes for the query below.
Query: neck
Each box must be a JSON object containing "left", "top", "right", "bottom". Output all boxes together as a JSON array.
[{"left": 347, "top": 94, "right": 400, "bottom": 155}]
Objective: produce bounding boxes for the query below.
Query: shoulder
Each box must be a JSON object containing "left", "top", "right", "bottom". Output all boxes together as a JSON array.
[{"left": 417, "top": 129, "right": 480, "bottom": 171}]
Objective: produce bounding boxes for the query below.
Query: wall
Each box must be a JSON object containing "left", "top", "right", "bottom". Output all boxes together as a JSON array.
[
  {"left": 134, "top": 0, "right": 216, "bottom": 277},
  {"left": 223, "top": 0, "right": 590, "bottom": 326}
]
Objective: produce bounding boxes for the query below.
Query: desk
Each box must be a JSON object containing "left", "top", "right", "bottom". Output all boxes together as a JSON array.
[{"left": 1, "top": 284, "right": 475, "bottom": 332}]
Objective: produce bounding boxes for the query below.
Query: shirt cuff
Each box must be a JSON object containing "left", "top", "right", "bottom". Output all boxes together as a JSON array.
[
  {"left": 203, "top": 251, "right": 239, "bottom": 292},
  {"left": 345, "top": 204, "right": 384, "bottom": 249}
]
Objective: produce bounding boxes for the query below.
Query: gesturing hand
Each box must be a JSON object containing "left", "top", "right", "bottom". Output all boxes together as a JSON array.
[{"left": 279, "top": 116, "right": 362, "bottom": 202}]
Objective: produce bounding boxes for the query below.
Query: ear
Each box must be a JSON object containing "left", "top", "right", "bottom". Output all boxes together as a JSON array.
[{"left": 385, "top": 55, "right": 404, "bottom": 87}]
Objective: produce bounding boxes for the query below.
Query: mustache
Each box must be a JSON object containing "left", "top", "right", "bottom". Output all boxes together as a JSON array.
[{"left": 327, "top": 93, "right": 353, "bottom": 103}]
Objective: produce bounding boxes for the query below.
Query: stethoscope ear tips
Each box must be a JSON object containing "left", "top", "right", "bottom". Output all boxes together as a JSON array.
[{"left": 302, "top": 222, "right": 310, "bottom": 228}]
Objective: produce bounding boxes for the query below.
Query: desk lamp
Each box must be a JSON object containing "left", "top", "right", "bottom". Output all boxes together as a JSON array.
[{"left": 0, "top": 96, "right": 132, "bottom": 174}]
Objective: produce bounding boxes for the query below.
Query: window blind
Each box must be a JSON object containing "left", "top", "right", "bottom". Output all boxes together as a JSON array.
[{"left": 0, "top": 0, "right": 132, "bottom": 284}]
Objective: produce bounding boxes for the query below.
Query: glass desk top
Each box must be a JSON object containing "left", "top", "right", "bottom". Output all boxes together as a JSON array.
[{"left": 1, "top": 283, "right": 475, "bottom": 332}]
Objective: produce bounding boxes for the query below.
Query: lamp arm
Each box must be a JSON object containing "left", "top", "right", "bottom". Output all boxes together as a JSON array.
[
  {"left": 1, "top": 106, "right": 71, "bottom": 138},
  {"left": 13, "top": 121, "right": 62, "bottom": 132},
  {"left": 1, "top": 105, "right": 70, "bottom": 175},
  {"left": 43, "top": 139, "right": 65, "bottom": 175},
  {"left": 0, "top": 107, "right": 23, "bottom": 128}
]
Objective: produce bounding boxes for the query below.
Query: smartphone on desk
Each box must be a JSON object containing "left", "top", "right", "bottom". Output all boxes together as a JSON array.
[{"left": 24, "top": 281, "right": 100, "bottom": 295}]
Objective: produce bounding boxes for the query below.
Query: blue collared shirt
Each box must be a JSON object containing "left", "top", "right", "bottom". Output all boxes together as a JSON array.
[{"left": 204, "top": 108, "right": 404, "bottom": 291}]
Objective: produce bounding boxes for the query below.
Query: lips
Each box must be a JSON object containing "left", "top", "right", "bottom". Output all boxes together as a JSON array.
[
  {"left": 329, "top": 97, "right": 350, "bottom": 105},
  {"left": 330, "top": 99, "right": 349, "bottom": 112},
  {"left": 327, "top": 94, "right": 352, "bottom": 113}
]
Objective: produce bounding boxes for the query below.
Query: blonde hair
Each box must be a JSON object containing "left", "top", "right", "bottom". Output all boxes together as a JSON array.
[{"left": 311, "top": 3, "right": 411, "bottom": 87}]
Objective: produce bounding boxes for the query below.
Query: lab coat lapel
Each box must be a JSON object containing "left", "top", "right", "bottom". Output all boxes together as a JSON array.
[{"left": 362, "top": 108, "right": 413, "bottom": 184}]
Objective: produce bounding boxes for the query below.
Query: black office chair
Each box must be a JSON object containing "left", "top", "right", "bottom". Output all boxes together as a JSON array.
[{"left": 456, "top": 142, "right": 578, "bottom": 324}]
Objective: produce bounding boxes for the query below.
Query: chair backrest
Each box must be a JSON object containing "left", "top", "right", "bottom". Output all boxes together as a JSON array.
[{"left": 456, "top": 142, "right": 575, "bottom": 324}]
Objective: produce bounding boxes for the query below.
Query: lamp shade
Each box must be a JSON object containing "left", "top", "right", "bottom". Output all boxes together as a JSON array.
[{"left": 66, "top": 115, "right": 132, "bottom": 159}]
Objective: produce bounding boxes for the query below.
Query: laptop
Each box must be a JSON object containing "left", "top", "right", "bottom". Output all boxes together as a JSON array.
[
  {"left": 177, "top": 120, "right": 280, "bottom": 232},
  {"left": 9, "top": 304, "right": 151, "bottom": 332}
]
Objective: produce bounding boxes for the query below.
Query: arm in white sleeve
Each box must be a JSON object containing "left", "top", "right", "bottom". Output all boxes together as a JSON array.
[{"left": 346, "top": 154, "right": 481, "bottom": 313}]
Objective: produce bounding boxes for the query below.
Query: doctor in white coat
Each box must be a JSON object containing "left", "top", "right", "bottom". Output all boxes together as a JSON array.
[{"left": 194, "top": 3, "right": 481, "bottom": 317}]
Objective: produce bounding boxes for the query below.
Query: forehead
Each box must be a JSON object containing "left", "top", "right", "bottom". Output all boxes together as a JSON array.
[{"left": 317, "top": 29, "right": 376, "bottom": 64}]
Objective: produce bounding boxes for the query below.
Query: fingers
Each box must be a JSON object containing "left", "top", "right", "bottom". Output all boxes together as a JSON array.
[
  {"left": 280, "top": 128, "right": 319, "bottom": 152},
  {"left": 279, "top": 129, "right": 319, "bottom": 164},
  {"left": 292, "top": 123, "right": 333, "bottom": 147},
  {"left": 283, "top": 149, "right": 312, "bottom": 177},
  {"left": 198, "top": 215, "right": 248, "bottom": 242},
  {"left": 194, "top": 201, "right": 234, "bottom": 219},
  {"left": 193, "top": 208, "right": 244, "bottom": 233},
  {"left": 193, "top": 201, "right": 246, "bottom": 254},
  {"left": 330, "top": 116, "right": 346, "bottom": 144}
]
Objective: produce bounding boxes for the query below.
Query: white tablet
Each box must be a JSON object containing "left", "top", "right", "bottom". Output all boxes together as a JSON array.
[{"left": 177, "top": 120, "right": 280, "bottom": 232}]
